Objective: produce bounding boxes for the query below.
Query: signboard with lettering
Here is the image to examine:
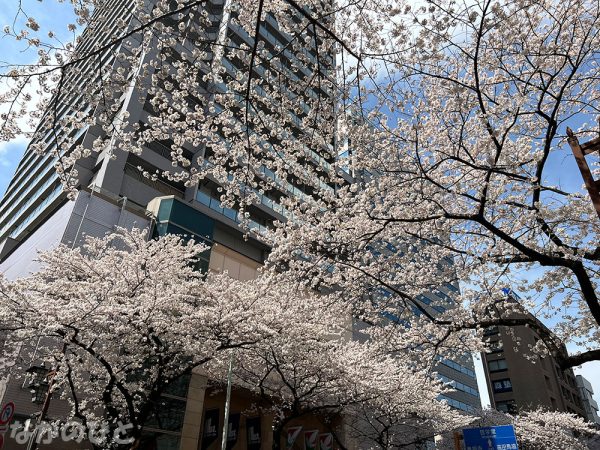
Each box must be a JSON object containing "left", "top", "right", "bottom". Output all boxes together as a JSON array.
[
  {"left": 304, "top": 430, "right": 319, "bottom": 450},
  {"left": 462, "top": 425, "right": 518, "bottom": 450},
  {"left": 246, "top": 417, "right": 261, "bottom": 450},
  {"left": 201, "top": 409, "right": 219, "bottom": 450},
  {"left": 0, "top": 403, "right": 14, "bottom": 427},
  {"left": 286, "top": 426, "right": 302, "bottom": 449},
  {"left": 319, "top": 433, "right": 333, "bottom": 450}
]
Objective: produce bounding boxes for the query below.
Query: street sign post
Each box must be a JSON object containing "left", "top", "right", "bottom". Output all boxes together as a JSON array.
[
  {"left": 0, "top": 402, "right": 14, "bottom": 426},
  {"left": 0, "top": 402, "right": 15, "bottom": 450},
  {"left": 462, "top": 425, "right": 518, "bottom": 450}
]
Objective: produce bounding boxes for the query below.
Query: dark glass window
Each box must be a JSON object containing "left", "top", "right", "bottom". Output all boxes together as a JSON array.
[
  {"left": 145, "top": 397, "right": 187, "bottom": 432},
  {"left": 483, "top": 326, "right": 499, "bottom": 336},
  {"left": 496, "top": 400, "right": 516, "bottom": 414},
  {"left": 488, "top": 359, "right": 508, "bottom": 372},
  {"left": 493, "top": 379, "right": 513, "bottom": 393},
  {"left": 25, "top": 366, "right": 50, "bottom": 404}
]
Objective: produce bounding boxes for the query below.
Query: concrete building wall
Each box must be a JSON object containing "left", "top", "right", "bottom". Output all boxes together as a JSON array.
[
  {"left": 0, "top": 189, "right": 150, "bottom": 281},
  {"left": 576, "top": 375, "right": 600, "bottom": 425},
  {"left": 173, "top": 244, "right": 262, "bottom": 450},
  {"left": 61, "top": 190, "right": 150, "bottom": 247},
  {"left": 0, "top": 190, "right": 150, "bottom": 450},
  {"left": 0, "top": 200, "right": 75, "bottom": 280},
  {"left": 436, "top": 358, "right": 481, "bottom": 412},
  {"left": 482, "top": 324, "right": 586, "bottom": 417}
]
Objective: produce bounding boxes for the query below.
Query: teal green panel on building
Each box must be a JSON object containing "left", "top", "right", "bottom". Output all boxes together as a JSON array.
[{"left": 152, "top": 197, "right": 215, "bottom": 273}]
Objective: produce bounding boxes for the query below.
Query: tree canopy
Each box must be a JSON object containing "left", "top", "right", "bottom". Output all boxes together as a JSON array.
[{"left": 2, "top": 0, "right": 600, "bottom": 447}]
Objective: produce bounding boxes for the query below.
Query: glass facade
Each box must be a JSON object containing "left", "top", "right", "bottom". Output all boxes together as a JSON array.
[
  {"left": 153, "top": 197, "right": 215, "bottom": 273},
  {"left": 0, "top": 0, "right": 132, "bottom": 248},
  {"left": 439, "top": 395, "right": 476, "bottom": 413}
]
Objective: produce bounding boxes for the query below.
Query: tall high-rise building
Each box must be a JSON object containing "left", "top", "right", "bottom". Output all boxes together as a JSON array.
[
  {"left": 0, "top": 1, "right": 478, "bottom": 449},
  {"left": 354, "top": 282, "right": 481, "bottom": 415},
  {"left": 418, "top": 287, "right": 482, "bottom": 413},
  {"left": 0, "top": 0, "right": 338, "bottom": 261}
]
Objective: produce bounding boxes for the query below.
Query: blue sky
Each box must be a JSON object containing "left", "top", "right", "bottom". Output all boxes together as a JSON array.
[
  {"left": 0, "top": 0, "right": 598, "bottom": 414},
  {"left": 0, "top": 137, "right": 25, "bottom": 195},
  {"left": 0, "top": 0, "right": 77, "bottom": 194}
]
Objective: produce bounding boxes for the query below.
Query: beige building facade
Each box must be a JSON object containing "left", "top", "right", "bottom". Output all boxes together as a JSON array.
[{"left": 481, "top": 319, "right": 586, "bottom": 417}]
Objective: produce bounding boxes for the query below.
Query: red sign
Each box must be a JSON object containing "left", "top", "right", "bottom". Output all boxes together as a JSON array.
[
  {"left": 319, "top": 433, "right": 333, "bottom": 450},
  {"left": 0, "top": 403, "right": 14, "bottom": 426},
  {"left": 304, "top": 430, "right": 319, "bottom": 450},
  {"left": 0, "top": 401, "right": 15, "bottom": 449}
]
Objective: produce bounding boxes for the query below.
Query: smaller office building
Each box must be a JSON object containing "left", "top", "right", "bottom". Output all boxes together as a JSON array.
[
  {"left": 481, "top": 296, "right": 585, "bottom": 418},
  {"left": 576, "top": 375, "right": 600, "bottom": 426}
]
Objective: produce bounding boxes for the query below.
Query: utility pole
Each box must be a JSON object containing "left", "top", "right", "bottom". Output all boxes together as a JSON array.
[
  {"left": 220, "top": 354, "right": 234, "bottom": 450},
  {"left": 566, "top": 126, "right": 600, "bottom": 220}
]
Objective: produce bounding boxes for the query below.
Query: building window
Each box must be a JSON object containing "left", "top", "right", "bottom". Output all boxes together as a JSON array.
[
  {"left": 439, "top": 395, "right": 476, "bottom": 413},
  {"left": 444, "top": 283, "right": 459, "bottom": 292},
  {"left": 488, "top": 359, "right": 508, "bottom": 372},
  {"left": 496, "top": 400, "right": 516, "bottom": 414},
  {"left": 416, "top": 294, "right": 431, "bottom": 305},
  {"left": 493, "top": 379, "right": 513, "bottom": 393},
  {"left": 483, "top": 326, "right": 499, "bottom": 336},
  {"left": 25, "top": 366, "right": 50, "bottom": 404},
  {"left": 487, "top": 339, "right": 503, "bottom": 352},
  {"left": 145, "top": 397, "right": 187, "bottom": 432},
  {"left": 438, "top": 375, "right": 480, "bottom": 397},
  {"left": 438, "top": 358, "right": 476, "bottom": 378}
]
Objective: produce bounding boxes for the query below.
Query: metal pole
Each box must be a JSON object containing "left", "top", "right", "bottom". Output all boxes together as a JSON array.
[{"left": 220, "top": 354, "right": 234, "bottom": 450}]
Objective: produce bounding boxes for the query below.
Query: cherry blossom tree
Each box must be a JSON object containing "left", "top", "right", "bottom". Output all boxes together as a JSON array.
[
  {"left": 261, "top": 0, "right": 600, "bottom": 371},
  {"left": 3, "top": 0, "right": 599, "bottom": 370},
  {"left": 2, "top": 2, "right": 600, "bottom": 448},
  {"left": 206, "top": 291, "right": 468, "bottom": 449},
  {"left": 0, "top": 229, "right": 473, "bottom": 449},
  {"left": 0, "top": 229, "right": 363, "bottom": 448},
  {"left": 0, "top": 228, "right": 267, "bottom": 447}
]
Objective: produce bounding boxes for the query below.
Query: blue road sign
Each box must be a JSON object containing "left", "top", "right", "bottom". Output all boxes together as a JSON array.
[{"left": 463, "top": 425, "right": 518, "bottom": 450}]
